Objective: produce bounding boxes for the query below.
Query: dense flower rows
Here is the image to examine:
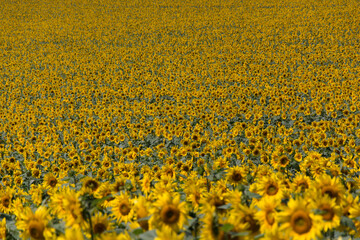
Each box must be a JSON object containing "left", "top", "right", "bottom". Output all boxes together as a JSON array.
[{"left": 1, "top": 0, "right": 360, "bottom": 239}]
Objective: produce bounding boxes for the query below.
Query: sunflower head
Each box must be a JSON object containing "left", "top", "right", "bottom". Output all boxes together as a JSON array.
[
  {"left": 279, "top": 197, "right": 323, "bottom": 240},
  {"left": 110, "top": 192, "right": 134, "bottom": 224},
  {"left": 150, "top": 192, "right": 187, "bottom": 231},
  {"left": 91, "top": 212, "right": 112, "bottom": 236}
]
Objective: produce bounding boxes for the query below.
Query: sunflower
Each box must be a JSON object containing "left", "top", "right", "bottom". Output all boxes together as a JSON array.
[
  {"left": 310, "top": 195, "right": 341, "bottom": 232},
  {"left": 0, "top": 218, "right": 6, "bottom": 240},
  {"left": 226, "top": 166, "right": 247, "bottom": 186},
  {"left": 94, "top": 182, "right": 114, "bottom": 208},
  {"left": 236, "top": 202, "right": 261, "bottom": 238},
  {"left": 16, "top": 206, "right": 55, "bottom": 240},
  {"left": 255, "top": 173, "right": 285, "bottom": 201},
  {"left": 0, "top": 188, "right": 14, "bottom": 214},
  {"left": 141, "top": 173, "right": 152, "bottom": 196},
  {"left": 43, "top": 173, "right": 62, "bottom": 193},
  {"left": 111, "top": 176, "right": 127, "bottom": 194},
  {"left": 49, "top": 187, "right": 85, "bottom": 228},
  {"left": 155, "top": 227, "right": 185, "bottom": 240},
  {"left": 90, "top": 212, "right": 113, "bottom": 236},
  {"left": 255, "top": 197, "right": 280, "bottom": 234},
  {"left": 134, "top": 196, "right": 150, "bottom": 231},
  {"left": 312, "top": 174, "right": 345, "bottom": 204},
  {"left": 200, "top": 189, "right": 228, "bottom": 214},
  {"left": 110, "top": 192, "right": 134, "bottom": 224},
  {"left": 81, "top": 177, "right": 100, "bottom": 195},
  {"left": 278, "top": 197, "right": 323, "bottom": 240},
  {"left": 201, "top": 204, "right": 248, "bottom": 240},
  {"left": 57, "top": 228, "right": 84, "bottom": 240},
  {"left": 149, "top": 192, "right": 187, "bottom": 232},
  {"left": 292, "top": 174, "right": 311, "bottom": 193}
]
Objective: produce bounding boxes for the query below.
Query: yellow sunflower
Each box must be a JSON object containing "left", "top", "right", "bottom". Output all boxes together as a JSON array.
[
  {"left": 94, "top": 182, "right": 114, "bottom": 208},
  {"left": 57, "top": 228, "right": 84, "bottom": 240},
  {"left": 43, "top": 173, "right": 61, "bottom": 192},
  {"left": 234, "top": 202, "right": 261, "bottom": 239},
  {"left": 0, "top": 188, "right": 15, "bottom": 214},
  {"left": 255, "top": 197, "right": 281, "bottom": 234},
  {"left": 200, "top": 204, "right": 249, "bottom": 240},
  {"left": 292, "top": 174, "right": 311, "bottom": 193},
  {"left": 0, "top": 218, "right": 6, "bottom": 240},
  {"left": 80, "top": 176, "right": 100, "bottom": 195},
  {"left": 278, "top": 197, "right": 323, "bottom": 240},
  {"left": 134, "top": 196, "right": 151, "bottom": 231},
  {"left": 90, "top": 212, "right": 113, "bottom": 237},
  {"left": 49, "top": 187, "right": 85, "bottom": 228},
  {"left": 155, "top": 227, "right": 185, "bottom": 240},
  {"left": 226, "top": 166, "right": 247, "bottom": 186},
  {"left": 311, "top": 174, "right": 345, "bottom": 204},
  {"left": 310, "top": 195, "right": 341, "bottom": 232},
  {"left": 16, "top": 206, "right": 55, "bottom": 240},
  {"left": 110, "top": 192, "right": 134, "bottom": 224},
  {"left": 254, "top": 173, "right": 285, "bottom": 201},
  {"left": 149, "top": 192, "right": 187, "bottom": 232}
]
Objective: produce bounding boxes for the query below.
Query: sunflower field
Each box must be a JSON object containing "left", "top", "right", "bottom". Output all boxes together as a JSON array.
[{"left": 1, "top": 0, "right": 360, "bottom": 239}]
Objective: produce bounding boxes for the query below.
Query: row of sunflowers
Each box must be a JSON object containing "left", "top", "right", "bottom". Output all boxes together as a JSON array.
[{"left": 1, "top": 0, "right": 360, "bottom": 239}]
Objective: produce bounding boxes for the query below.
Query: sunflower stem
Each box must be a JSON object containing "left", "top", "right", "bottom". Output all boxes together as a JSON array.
[{"left": 87, "top": 211, "right": 94, "bottom": 240}]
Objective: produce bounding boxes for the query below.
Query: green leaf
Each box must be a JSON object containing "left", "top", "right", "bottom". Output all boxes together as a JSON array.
[
  {"left": 313, "top": 209, "right": 327, "bottom": 215},
  {"left": 133, "top": 228, "right": 144, "bottom": 235},
  {"left": 244, "top": 190, "right": 262, "bottom": 199},
  {"left": 217, "top": 203, "right": 232, "bottom": 210},
  {"left": 340, "top": 216, "right": 357, "bottom": 231},
  {"left": 231, "top": 231, "right": 250, "bottom": 237},
  {"left": 138, "top": 229, "right": 157, "bottom": 240},
  {"left": 254, "top": 233, "right": 265, "bottom": 239},
  {"left": 221, "top": 223, "right": 234, "bottom": 232}
]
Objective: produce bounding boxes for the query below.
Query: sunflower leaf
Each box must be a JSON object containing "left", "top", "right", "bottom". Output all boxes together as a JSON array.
[
  {"left": 133, "top": 228, "right": 144, "bottom": 235},
  {"left": 138, "top": 229, "right": 157, "bottom": 240},
  {"left": 244, "top": 189, "right": 261, "bottom": 199},
  {"left": 217, "top": 203, "right": 232, "bottom": 209},
  {"left": 231, "top": 231, "right": 250, "bottom": 237},
  {"left": 221, "top": 223, "right": 234, "bottom": 232},
  {"left": 254, "top": 233, "right": 265, "bottom": 239},
  {"left": 340, "top": 216, "right": 357, "bottom": 231}
]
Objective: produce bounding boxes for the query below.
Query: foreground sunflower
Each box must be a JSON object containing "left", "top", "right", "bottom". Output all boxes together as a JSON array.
[
  {"left": 278, "top": 197, "right": 323, "bottom": 240},
  {"left": 310, "top": 195, "right": 341, "bottom": 232},
  {"left": 90, "top": 212, "right": 113, "bottom": 236},
  {"left": 255, "top": 197, "right": 280, "bottom": 234},
  {"left": 311, "top": 174, "right": 345, "bottom": 204},
  {"left": 49, "top": 187, "right": 85, "bottom": 228},
  {"left": 16, "top": 206, "right": 54, "bottom": 240},
  {"left": 149, "top": 192, "right": 187, "bottom": 232},
  {"left": 110, "top": 192, "right": 134, "bottom": 224},
  {"left": 0, "top": 218, "right": 6, "bottom": 239},
  {"left": 254, "top": 173, "right": 285, "bottom": 201}
]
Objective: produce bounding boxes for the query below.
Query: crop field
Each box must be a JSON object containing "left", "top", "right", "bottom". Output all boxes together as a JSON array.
[{"left": 1, "top": 0, "right": 360, "bottom": 239}]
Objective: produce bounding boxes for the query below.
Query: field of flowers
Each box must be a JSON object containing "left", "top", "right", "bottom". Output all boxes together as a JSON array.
[{"left": 1, "top": 0, "right": 360, "bottom": 239}]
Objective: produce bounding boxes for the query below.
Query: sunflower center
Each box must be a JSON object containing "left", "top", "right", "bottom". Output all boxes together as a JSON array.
[
  {"left": 321, "top": 186, "right": 338, "bottom": 199},
  {"left": 265, "top": 210, "right": 275, "bottom": 226},
  {"left": 93, "top": 222, "right": 107, "bottom": 234},
  {"left": 49, "top": 178, "right": 57, "bottom": 187},
  {"left": 160, "top": 205, "right": 180, "bottom": 225},
  {"left": 320, "top": 205, "right": 335, "bottom": 221},
  {"left": 28, "top": 221, "right": 45, "bottom": 240},
  {"left": 298, "top": 181, "right": 309, "bottom": 191},
  {"left": 119, "top": 202, "right": 131, "bottom": 216},
  {"left": 243, "top": 215, "right": 260, "bottom": 233},
  {"left": 290, "top": 210, "right": 312, "bottom": 234},
  {"left": 85, "top": 180, "right": 99, "bottom": 191},
  {"left": 2, "top": 197, "right": 10, "bottom": 208},
  {"left": 266, "top": 184, "right": 279, "bottom": 196},
  {"left": 231, "top": 172, "right": 242, "bottom": 182}
]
